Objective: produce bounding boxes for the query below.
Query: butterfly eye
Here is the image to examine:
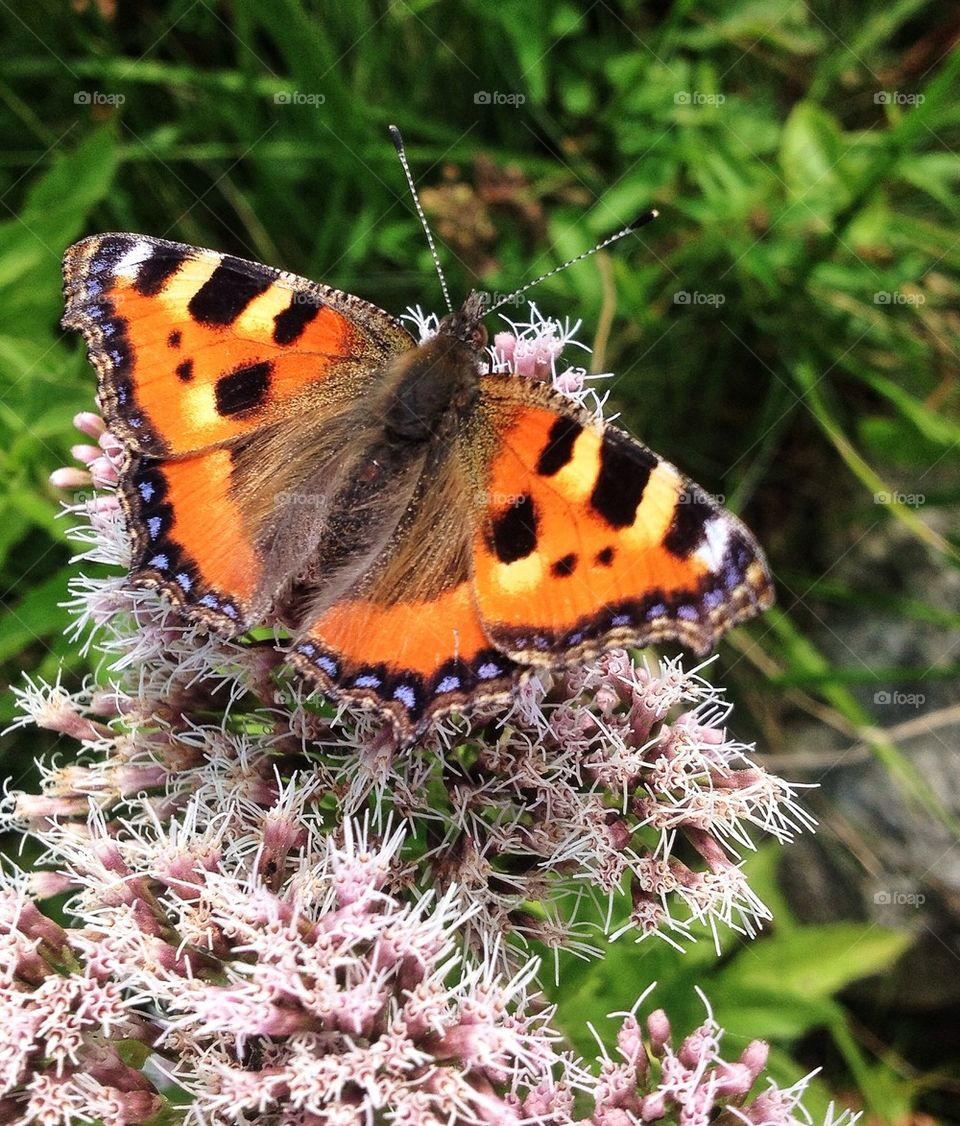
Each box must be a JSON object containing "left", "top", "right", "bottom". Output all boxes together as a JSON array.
[{"left": 469, "top": 323, "right": 488, "bottom": 350}]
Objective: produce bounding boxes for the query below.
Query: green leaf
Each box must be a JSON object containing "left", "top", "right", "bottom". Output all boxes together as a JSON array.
[
  {"left": 717, "top": 922, "right": 908, "bottom": 1001},
  {"left": 901, "top": 151, "right": 960, "bottom": 209},
  {"left": 715, "top": 987, "right": 842, "bottom": 1040},
  {"left": 779, "top": 102, "right": 847, "bottom": 216},
  {"left": 0, "top": 571, "right": 70, "bottom": 663},
  {"left": 855, "top": 369, "right": 960, "bottom": 449},
  {"left": 0, "top": 126, "right": 119, "bottom": 301}
]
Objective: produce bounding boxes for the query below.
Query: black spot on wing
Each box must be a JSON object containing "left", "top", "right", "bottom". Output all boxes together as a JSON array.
[
  {"left": 590, "top": 432, "right": 658, "bottom": 529},
  {"left": 168, "top": 330, "right": 182, "bottom": 348},
  {"left": 188, "top": 257, "right": 275, "bottom": 325},
  {"left": 175, "top": 359, "right": 194, "bottom": 383},
  {"left": 489, "top": 494, "right": 538, "bottom": 563},
  {"left": 664, "top": 490, "right": 714, "bottom": 558},
  {"left": 551, "top": 552, "right": 577, "bottom": 577},
  {"left": 536, "top": 416, "right": 582, "bottom": 476},
  {"left": 273, "top": 295, "right": 321, "bottom": 345},
  {"left": 215, "top": 361, "right": 272, "bottom": 417},
  {"left": 134, "top": 248, "right": 190, "bottom": 296},
  {"left": 595, "top": 546, "right": 615, "bottom": 566}
]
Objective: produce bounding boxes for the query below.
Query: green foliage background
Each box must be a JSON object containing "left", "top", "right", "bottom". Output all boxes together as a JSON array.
[{"left": 1, "top": 0, "right": 957, "bottom": 1119}]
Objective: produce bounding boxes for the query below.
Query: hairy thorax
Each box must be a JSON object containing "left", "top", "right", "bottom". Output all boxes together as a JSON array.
[{"left": 383, "top": 330, "right": 482, "bottom": 443}]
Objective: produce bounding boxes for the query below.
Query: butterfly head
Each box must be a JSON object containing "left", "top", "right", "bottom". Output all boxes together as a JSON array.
[{"left": 437, "top": 291, "right": 489, "bottom": 353}]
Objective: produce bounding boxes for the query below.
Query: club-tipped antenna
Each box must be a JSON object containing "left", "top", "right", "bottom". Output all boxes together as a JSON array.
[
  {"left": 485, "top": 208, "right": 660, "bottom": 315},
  {"left": 389, "top": 125, "right": 453, "bottom": 314}
]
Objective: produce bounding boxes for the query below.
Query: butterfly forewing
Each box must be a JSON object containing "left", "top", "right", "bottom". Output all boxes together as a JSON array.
[
  {"left": 62, "top": 234, "right": 415, "bottom": 632},
  {"left": 466, "top": 375, "right": 774, "bottom": 664},
  {"left": 62, "top": 233, "right": 413, "bottom": 456}
]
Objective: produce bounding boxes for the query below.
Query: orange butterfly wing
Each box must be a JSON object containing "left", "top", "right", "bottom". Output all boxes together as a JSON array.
[
  {"left": 62, "top": 234, "right": 413, "bottom": 630},
  {"left": 63, "top": 236, "right": 773, "bottom": 739},
  {"left": 62, "top": 234, "right": 412, "bottom": 455},
  {"left": 290, "top": 443, "right": 518, "bottom": 738},
  {"left": 117, "top": 450, "right": 264, "bottom": 625},
  {"left": 291, "top": 581, "right": 517, "bottom": 737},
  {"left": 468, "top": 375, "right": 774, "bottom": 663},
  {"left": 293, "top": 372, "right": 773, "bottom": 742}
]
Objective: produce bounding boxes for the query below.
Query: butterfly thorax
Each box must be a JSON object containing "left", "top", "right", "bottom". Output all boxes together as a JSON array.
[{"left": 383, "top": 295, "right": 488, "bottom": 443}]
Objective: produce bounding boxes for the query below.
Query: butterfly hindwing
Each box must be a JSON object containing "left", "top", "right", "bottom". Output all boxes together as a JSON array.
[
  {"left": 467, "top": 375, "right": 774, "bottom": 664},
  {"left": 119, "top": 400, "right": 416, "bottom": 636},
  {"left": 62, "top": 234, "right": 413, "bottom": 456},
  {"left": 124, "top": 447, "right": 265, "bottom": 631},
  {"left": 291, "top": 441, "right": 518, "bottom": 737},
  {"left": 292, "top": 581, "right": 518, "bottom": 737}
]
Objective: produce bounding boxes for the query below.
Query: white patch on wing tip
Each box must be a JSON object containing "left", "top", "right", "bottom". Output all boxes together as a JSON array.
[
  {"left": 114, "top": 241, "right": 154, "bottom": 280},
  {"left": 695, "top": 516, "right": 730, "bottom": 570}
]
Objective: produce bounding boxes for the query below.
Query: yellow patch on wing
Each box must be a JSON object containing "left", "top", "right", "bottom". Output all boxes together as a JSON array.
[
  {"left": 493, "top": 552, "right": 545, "bottom": 596},
  {"left": 621, "top": 461, "right": 683, "bottom": 551},
  {"left": 549, "top": 426, "right": 603, "bottom": 503},
  {"left": 155, "top": 252, "right": 221, "bottom": 316},
  {"left": 233, "top": 283, "right": 296, "bottom": 339}
]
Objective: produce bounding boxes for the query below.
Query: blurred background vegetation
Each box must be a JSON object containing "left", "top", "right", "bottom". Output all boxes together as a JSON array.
[{"left": 1, "top": 0, "right": 958, "bottom": 1120}]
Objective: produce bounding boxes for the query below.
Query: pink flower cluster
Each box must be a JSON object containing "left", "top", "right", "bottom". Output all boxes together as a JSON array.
[
  {"left": 570, "top": 994, "right": 826, "bottom": 1126},
  {"left": 0, "top": 803, "right": 854, "bottom": 1125},
  {"left": 404, "top": 302, "right": 609, "bottom": 412},
  {"left": 0, "top": 880, "right": 160, "bottom": 1124}
]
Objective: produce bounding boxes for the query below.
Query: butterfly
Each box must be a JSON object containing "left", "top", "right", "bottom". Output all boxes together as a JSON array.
[{"left": 61, "top": 228, "right": 773, "bottom": 743}]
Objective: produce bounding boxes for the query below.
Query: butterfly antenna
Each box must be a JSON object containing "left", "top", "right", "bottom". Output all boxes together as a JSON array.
[
  {"left": 389, "top": 125, "right": 453, "bottom": 314},
  {"left": 485, "top": 208, "right": 660, "bottom": 315}
]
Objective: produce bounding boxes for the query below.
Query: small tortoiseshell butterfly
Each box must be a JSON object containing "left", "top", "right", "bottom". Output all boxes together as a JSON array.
[{"left": 61, "top": 147, "right": 773, "bottom": 743}]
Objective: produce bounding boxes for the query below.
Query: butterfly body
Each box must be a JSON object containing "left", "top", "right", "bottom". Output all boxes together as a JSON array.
[{"left": 62, "top": 233, "right": 773, "bottom": 741}]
